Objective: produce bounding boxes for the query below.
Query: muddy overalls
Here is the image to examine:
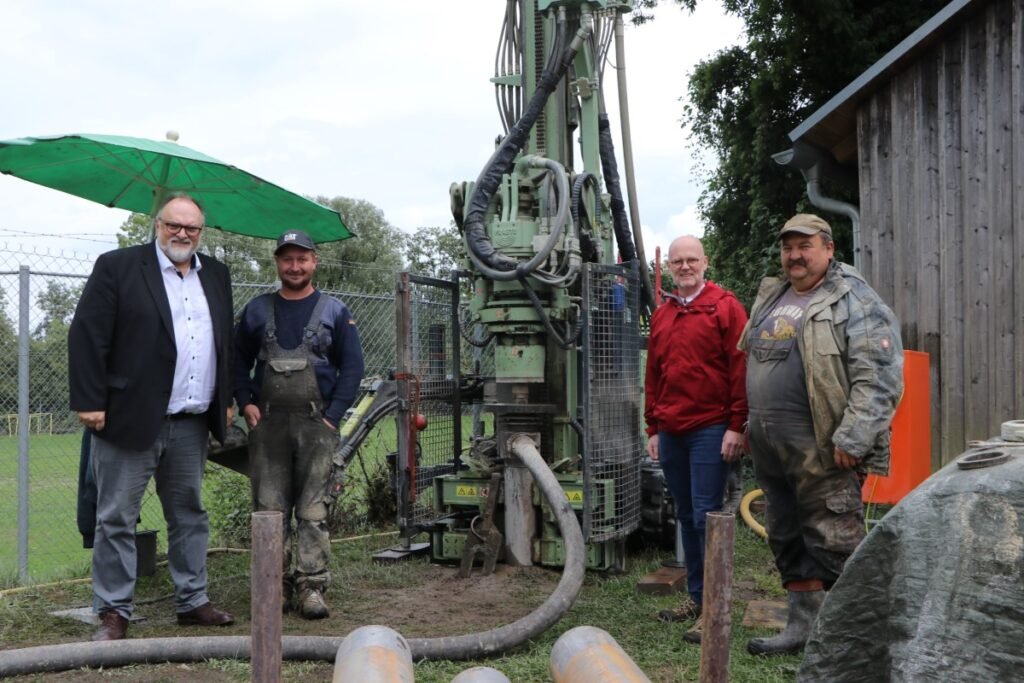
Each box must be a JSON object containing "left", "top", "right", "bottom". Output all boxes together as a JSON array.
[{"left": 248, "top": 294, "right": 338, "bottom": 600}]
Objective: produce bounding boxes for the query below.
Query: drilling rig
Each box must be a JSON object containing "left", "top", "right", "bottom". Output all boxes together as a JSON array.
[{"left": 387, "top": 0, "right": 654, "bottom": 573}]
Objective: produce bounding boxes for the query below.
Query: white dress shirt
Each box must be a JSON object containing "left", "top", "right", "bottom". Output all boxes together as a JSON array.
[
  {"left": 155, "top": 243, "right": 217, "bottom": 415},
  {"left": 683, "top": 283, "right": 705, "bottom": 304}
]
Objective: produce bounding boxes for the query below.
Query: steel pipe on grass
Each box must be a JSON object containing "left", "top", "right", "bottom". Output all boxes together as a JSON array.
[
  {"left": 251, "top": 511, "right": 283, "bottom": 683},
  {"left": 451, "top": 666, "right": 511, "bottom": 683},
  {"left": 0, "top": 434, "right": 587, "bottom": 675},
  {"left": 333, "top": 626, "right": 414, "bottom": 683},
  {"left": 549, "top": 626, "right": 651, "bottom": 683},
  {"left": 698, "top": 512, "right": 735, "bottom": 683}
]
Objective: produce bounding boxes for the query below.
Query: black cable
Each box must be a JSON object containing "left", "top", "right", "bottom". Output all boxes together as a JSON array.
[{"left": 516, "top": 274, "right": 579, "bottom": 350}]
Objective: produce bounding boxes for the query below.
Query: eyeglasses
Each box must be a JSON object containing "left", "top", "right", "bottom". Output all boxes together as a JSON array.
[{"left": 158, "top": 218, "right": 203, "bottom": 236}]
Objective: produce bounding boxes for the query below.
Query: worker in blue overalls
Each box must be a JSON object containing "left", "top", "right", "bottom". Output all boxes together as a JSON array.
[{"left": 234, "top": 230, "right": 365, "bottom": 619}]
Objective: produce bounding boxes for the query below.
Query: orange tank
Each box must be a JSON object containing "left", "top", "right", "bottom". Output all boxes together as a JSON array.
[{"left": 862, "top": 350, "right": 931, "bottom": 505}]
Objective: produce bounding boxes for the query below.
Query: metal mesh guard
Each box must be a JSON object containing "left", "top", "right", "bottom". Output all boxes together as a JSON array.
[
  {"left": 582, "top": 262, "right": 644, "bottom": 542},
  {"left": 395, "top": 274, "right": 462, "bottom": 528}
]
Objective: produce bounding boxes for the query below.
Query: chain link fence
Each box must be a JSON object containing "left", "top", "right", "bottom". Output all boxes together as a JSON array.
[
  {"left": 0, "top": 244, "right": 402, "bottom": 584},
  {"left": 1, "top": 242, "right": 645, "bottom": 585}
]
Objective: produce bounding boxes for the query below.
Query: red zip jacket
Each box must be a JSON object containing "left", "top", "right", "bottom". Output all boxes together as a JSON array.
[{"left": 644, "top": 280, "right": 749, "bottom": 436}]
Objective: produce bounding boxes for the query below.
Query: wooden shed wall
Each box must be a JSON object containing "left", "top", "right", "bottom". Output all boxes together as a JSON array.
[{"left": 856, "top": 0, "right": 1024, "bottom": 467}]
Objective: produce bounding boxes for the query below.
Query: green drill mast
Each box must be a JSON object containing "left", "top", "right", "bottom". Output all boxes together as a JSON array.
[{"left": 439, "top": 0, "right": 648, "bottom": 569}]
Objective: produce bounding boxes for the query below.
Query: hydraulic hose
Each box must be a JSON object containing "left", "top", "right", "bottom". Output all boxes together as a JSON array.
[
  {"left": 0, "top": 436, "right": 587, "bottom": 676},
  {"left": 464, "top": 16, "right": 588, "bottom": 277},
  {"left": 739, "top": 489, "right": 768, "bottom": 540},
  {"left": 597, "top": 113, "right": 654, "bottom": 313},
  {"left": 517, "top": 274, "right": 580, "bottom": 349},
  {"left": 408, "top": 434, "right": 585, "bottom": 660}
]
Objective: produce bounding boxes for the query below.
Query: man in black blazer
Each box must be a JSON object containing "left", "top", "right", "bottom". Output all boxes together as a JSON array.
[{"left": 69, "top": 193, "right": 235, "bottom": 641}]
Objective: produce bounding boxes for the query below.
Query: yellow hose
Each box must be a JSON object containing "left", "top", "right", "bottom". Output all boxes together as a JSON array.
[{"left": 740, "top": 488, "right": 768, "bottom": 539}]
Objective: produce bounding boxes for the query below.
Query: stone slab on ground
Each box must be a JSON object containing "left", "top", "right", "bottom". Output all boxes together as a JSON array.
[
  {"left": 742, "top": 600, "right": 787, "bottom": 629},
  {"left": 636, "top": 566, "right": 687, "bottom": 595}
]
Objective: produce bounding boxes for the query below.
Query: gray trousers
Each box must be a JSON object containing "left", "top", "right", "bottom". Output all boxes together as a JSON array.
[
  {"left": 748, "top": 410, "right": 865, "bottom": 588},
  {"left": 90, "top": 415, "right": 210, "bottom": 618}
]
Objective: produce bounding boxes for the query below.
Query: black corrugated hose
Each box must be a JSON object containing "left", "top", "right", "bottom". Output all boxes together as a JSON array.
[
  {"left": 463, "top": 17, "right": 575, "bottom": 276},
  {"left": 0, "top": 436, "right": 586, "bottom": 676}
]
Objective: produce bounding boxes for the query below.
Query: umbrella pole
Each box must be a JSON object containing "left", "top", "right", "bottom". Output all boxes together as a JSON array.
[{"left": 147, "top": 155, "right": 171, "bottom": 240}]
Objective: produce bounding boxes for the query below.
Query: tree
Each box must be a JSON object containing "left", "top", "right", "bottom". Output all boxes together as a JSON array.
[
  {"left": 117, "top": 212, "right": 272, "bottom": 282},
  {"left": 313, "top": 196, "right": 405, "bottom": 295},
  {"left": 0, "top": 288, "right": 17, "bottom": 417},
  {"left": 114, "top": 195, "right": 407, "bottom": 293},
  {"left": 34, "top": 281, "right": 82, "bottom": 338},
  {"left": 404, "top": 223, "right": 463, "bottom": 280},
  {"left": 642, "top": 0, "right": 945, "bottom": 303}
]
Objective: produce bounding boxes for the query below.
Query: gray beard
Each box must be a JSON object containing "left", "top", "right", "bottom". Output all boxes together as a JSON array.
[{"left": 160, "top": 239, "right": 197, "bottom": 265}]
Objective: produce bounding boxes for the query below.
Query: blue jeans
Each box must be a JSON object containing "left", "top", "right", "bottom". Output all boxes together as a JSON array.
[{"left": 658, "top": 423, "right": 729, "bottom": 604}]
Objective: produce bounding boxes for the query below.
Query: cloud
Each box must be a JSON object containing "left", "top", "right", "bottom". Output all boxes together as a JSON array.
[
  {"left": 639, "top": 203, "right": 702, "bottom": 264},
  {"left": 0, "top": 1, "right": 742, "bottom": 257}
]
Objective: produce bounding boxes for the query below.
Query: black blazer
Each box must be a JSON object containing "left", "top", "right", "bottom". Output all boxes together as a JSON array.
[{"left": 69, "top": 242, "right": 233, "bottom": 451}]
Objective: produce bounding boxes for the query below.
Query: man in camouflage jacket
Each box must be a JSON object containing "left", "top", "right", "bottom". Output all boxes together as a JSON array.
[{"left": 738, "top": 213, "right": 903, "bottom": 657}]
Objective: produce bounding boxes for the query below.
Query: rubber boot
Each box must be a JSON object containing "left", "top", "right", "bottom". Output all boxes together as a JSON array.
[
  {"left": 747, "top": 589, "right": 825, "bottom": 656},
  {"left": 297, "top": 587, "right": 329, "bottom": 620}
]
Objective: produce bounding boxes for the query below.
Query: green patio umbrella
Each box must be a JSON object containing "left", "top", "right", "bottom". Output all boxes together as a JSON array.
[{"left": 0, "top": 133, "right": 352, "bottom": 242}]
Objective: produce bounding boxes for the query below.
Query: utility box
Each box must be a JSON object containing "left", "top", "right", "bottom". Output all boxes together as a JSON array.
[{"left": 862, "top": 350, "right": 931, "bottom": 505}]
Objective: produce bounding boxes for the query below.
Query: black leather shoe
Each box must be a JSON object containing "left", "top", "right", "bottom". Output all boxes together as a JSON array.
[
  {"left": 92, "top": 610, "right": 129, "bottom": 641},
  {"left": 177, "top": 602, "right": 234, "bottom": 626}
]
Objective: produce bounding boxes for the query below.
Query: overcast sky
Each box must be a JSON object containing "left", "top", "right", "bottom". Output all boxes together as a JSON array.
[{"left": 0, "top": 1, "right": 742, "bottom": 263}]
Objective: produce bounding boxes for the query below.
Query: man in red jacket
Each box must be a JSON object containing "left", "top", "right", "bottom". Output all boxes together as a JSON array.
[{"left": 645, "top": 235, "right": 748, "bottom": 643}]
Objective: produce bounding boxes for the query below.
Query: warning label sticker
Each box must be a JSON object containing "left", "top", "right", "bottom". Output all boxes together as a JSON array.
[
  {"left": 565, "top": 490, "right": 583, "bottom": 503},
  {"left": 456, "top": 486, "right": 478, "bottom": 497}
]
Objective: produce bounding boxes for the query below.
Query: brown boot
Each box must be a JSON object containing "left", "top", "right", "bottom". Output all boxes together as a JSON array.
[
  {"left": 657, "top": 596, "right": 702, "bottom": 623},
  {"left": 177, "top": 602, "right": 234, "bottom": 627},
  {"left": 682, "top": 614, "right": 704, "bottom": 644},
  {"left": 92, "top": 610, "right": 128, "bottom": 641}
]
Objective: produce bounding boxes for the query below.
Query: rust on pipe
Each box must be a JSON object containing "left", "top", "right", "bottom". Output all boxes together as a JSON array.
[
  {"left": 550, "top": 626, "right": 651, "bottom": 683},
  {"left": 698, "top": 511, "right": 735, "bottom": 683},
  {"left": 332, "top": 625, "right": 414, "bottom": 683},
  {"left": 450, "top": 666, "right": 511, "bottom": 682},
  {"left": 251, "top": 511, "right": 284, "bottom": 683}
]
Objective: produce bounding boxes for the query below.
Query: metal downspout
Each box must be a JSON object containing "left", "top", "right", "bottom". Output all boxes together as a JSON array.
[{"left": 803, "top": 168, "right": 861, "bottom": 269}]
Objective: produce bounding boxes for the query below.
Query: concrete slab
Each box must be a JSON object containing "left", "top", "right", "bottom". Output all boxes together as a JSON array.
[
  {"left": 636, "top": 566, "right": 687, "bottom": 595},
  {"left": 742, "top": 600, "right": 787, "bottom": 629}
]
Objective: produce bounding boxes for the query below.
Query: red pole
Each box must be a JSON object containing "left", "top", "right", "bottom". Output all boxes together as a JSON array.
[{"left": 654, "top": 246, "right": 662, "bottom": 305}]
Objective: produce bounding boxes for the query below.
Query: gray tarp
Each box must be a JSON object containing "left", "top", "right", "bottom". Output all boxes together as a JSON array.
[{"left": 799, "top": 445, "right": 1024, "bottom": 682}]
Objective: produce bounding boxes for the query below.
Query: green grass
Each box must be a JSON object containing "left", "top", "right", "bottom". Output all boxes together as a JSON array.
[
  {"left": 0, "top": 433, "right": 176, "bottom": 583},
  {"left": 0, "top": 411, "right": 477, "bottom": 584},
  {"left": 1, "top": 433, "right": 221, "bottom": 583},
  {"left": 0, "top": 524, "right": 803, "bottom": 682}
]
